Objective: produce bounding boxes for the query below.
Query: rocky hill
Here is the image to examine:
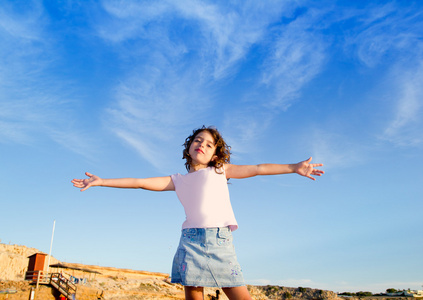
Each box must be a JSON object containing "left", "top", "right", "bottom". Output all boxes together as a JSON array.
[
  {"left": 0, "top": 243, "right": 342, "bottom": 300},
  {"left": 0, "top": 243, "right": 59, "bottom": 281}
]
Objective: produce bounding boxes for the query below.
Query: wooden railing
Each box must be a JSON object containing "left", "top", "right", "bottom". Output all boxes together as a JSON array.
[
  {"left": 25, "top": 270, "right": 51, "bottom": 287},
  {"left": 25, "top": 271, "right": 77, "bottom": 300},
  {"left": 50, "top": 273, "right": 77, "bottom": 300}
]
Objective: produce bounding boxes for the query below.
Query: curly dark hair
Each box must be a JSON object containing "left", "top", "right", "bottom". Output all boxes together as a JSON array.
[{"left": 182, "top": 126, "right": 231, "bottom": 172}]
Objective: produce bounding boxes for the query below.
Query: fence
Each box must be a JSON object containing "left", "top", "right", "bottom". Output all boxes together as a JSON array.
[{"left": 25, "top": 271, "right": 77, "bottom": 300}]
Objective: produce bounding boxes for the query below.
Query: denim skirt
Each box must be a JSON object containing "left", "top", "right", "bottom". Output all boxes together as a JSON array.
[{"left": 171, "top": 227, "right": 245, "bottom": 287}]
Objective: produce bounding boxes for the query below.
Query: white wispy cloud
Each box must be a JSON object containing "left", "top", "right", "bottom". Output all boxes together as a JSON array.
[
  {"left": 0, "top": 0, "right": 45, "bottom": 41},
  {"left": 105, "top": 67, "right": 213, "bottom": 172},
  {"left": 0, "top": 1, "right": 99, "bottom": 159},
  {"left": 340, "top": 2, "right": 423, "bottom": 148},
  {"left": 345, "top": 2, "right": 423, "bottom": 67},
  {"left": 0, "top": 2, "right": 51, "bottom": 145},
  {"left": 96, "top": 1, "right": 423, "bottom": 170},
  {"left": 308, "top": 1, "right": 423, "bottom": 167},
  {"left": 261, "top": 7, "right": 328, "bottom": 109},
  {"left": 97, "top": 0, "right": 171, "bottom": 43},
  {"left": 98, "top": 0, "right": 290, "bottom": 79},
  {"left": 309, "top": 129, "right": 366, "bottom": 172},
  {"left": 222, "top": 107, "right": 274, "bottom": 157},
  {"left": 97, "top": 0, "right": 309, "bottom": 166},
  {"left": 172, "top": 0, "right": 290, "bottom": 79},
  {"left": 380, "top": 61, "right": 423, "bottom": 147},
  {"left": 223, "top": 6, "right": 329, "bottom": 149}
]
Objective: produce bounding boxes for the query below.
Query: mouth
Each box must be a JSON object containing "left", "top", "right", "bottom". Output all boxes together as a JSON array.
[{"left": 195, "top": 149, "right": 204, "bottom": 154}]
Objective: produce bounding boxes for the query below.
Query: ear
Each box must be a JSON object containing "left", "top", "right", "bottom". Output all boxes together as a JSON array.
[{"left": 211, "top": 155, "right": 218, "bottom": 161}]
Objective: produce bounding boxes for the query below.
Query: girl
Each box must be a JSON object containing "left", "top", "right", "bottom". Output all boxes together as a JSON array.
[{"left": 72, "top": 126, "right": 324, "bottom": 300}]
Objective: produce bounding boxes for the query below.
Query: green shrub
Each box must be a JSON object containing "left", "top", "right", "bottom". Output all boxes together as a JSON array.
[
  {"left": 284, "top": 291, "right": 293, "bottom": 299},
  {"left": 339, "top": 292, "right": 354, "bottom": 296},
  {"left": 356, "top": 291, "right": 373, "bottom": 297}
]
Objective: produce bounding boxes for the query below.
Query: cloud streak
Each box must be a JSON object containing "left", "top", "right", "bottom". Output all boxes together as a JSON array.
[
  {"left": 342, "top": 2, "right": 423, "bottom": 148},
  {"left": 105, "top": 66, "right": 213, "bottom": 172},
  {"left": 261, "top": 7, "right": 328, "bottom": 108},
  {"left": 0, "top": 2, "right": 53, "bottom": 145},
  {"left": 1, "top": 1, "right": 422, "bottom": 292},
  {"left": 96, "top": 1, "right": 333, "bottom": 163},
  {"left": 381, "top": 61, "right": 423, "bottom": 147},
  {"left": 0, "top": 1, "right": 99, "bottom": 159},
  {"left": 96, "top": 1, "right": 315, "bottom": 165},
  {"left": 2, "top": 0, "right": 422, "bottom": 168},
  {"left": 343, "top": 2, "right": 423, "bottom": 67}
]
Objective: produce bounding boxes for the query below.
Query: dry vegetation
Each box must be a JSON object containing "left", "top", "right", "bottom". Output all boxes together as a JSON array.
[{"left": 1, "top": 243, "right": 341, "bottom": 300}]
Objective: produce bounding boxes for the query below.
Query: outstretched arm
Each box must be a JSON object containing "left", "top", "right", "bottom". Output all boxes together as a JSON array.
[
  {"left": 225, "top": 157, "right": 324, "bottom": 180},
  {"left": 71, "top": 172, "right": 175, "bottom": 192}
]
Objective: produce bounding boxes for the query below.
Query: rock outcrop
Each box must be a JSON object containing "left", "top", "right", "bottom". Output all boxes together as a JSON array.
[
  {"left": 0, "top": 243, "right": 59, "bottom": 281},
  {"left": 0, "top": 243, "right": 342, "bottom": 300}
]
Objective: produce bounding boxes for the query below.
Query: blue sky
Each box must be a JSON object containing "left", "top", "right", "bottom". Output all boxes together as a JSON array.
[{"left": 1, "top": 0, "right": 422, "bottom": 294}]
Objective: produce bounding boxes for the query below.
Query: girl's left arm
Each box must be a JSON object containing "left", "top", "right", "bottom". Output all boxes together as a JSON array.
[{"left": 225, "top": 157, "right": 324, "bottom": 180}]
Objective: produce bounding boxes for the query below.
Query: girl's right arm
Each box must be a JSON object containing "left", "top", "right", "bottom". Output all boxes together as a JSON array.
[{"left": 71, "top": 172, "right": 175, "bottom": 192}]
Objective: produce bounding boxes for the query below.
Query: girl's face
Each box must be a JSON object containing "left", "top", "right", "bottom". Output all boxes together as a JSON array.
[{"left": 188, "top": 130, "right": 217, "bottom": 170}]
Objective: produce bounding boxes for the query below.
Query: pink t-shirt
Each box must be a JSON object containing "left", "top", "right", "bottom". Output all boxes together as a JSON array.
[{"left": 171, "top": 166, "right": 238, "bottom": 231}]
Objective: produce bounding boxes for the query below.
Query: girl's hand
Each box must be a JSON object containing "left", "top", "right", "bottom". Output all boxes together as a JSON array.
[
  {"left": 71, "top": 172, "right": 103, "bottom": 191},
  {"left": 294, "top": 157, "right": 324, "bottom": 180}
]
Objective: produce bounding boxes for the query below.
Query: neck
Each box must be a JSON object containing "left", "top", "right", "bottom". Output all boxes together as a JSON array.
[{"left": 189, "top": 164, "right": 209, "bottom": 173}]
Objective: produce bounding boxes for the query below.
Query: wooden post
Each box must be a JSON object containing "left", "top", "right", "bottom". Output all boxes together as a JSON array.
[
  {"left": 28, "top": 287, "right": 35, "bottom": 300},
  {"left": 36, "top": 271, "right": 41, "bottom": 289}
]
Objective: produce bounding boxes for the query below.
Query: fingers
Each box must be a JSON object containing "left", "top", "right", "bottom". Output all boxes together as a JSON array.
[
  {"left": 71, "top": 172, "right": 94, "bottom": 192},
  {"left": 303, "top": 158, "right": 324, "bottom": 169},
  {"left": 71, "top": 179, "right": 83, "bottom": 185},
  {"left": 304, "top": 156, "right": 323, "bottom": 168},
  {"left": 71, "top": 172, "right": 92, "bottom": 183},
  {"left": 80, "top": 186, "right": 90, "bottom": 192},
  {"left": 312, "top": 170, "right": 324, "bottom": 175},
  {"left": 78, "top": 182, "right": 91, "bottom": 192},
  {"left": 300, "top": 157, "right": 312, "bottom": 165},
  {"left": 309, "top": 159, "right": 324, "bottom": 178},
  {"left": 305, "top": 168, "right": 324, "bottom": 180},
  {"left": 71, "top": 180, "right": 88, "bottom": 190},
  {"left": 71, "top": 178, "right": 86, "bottom": 184}
]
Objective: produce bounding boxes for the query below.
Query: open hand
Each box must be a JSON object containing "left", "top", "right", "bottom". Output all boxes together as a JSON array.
[
  {"left": 295, "top": 157, "right": 324, "bottom": 180},
  {"left": 71, "top": 172, "right": 102, "bottom": 191}
]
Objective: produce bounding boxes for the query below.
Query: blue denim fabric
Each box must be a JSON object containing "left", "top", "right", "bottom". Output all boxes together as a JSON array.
[{"left": 171, "top": 227, "right": 245, "bottom": 287}]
